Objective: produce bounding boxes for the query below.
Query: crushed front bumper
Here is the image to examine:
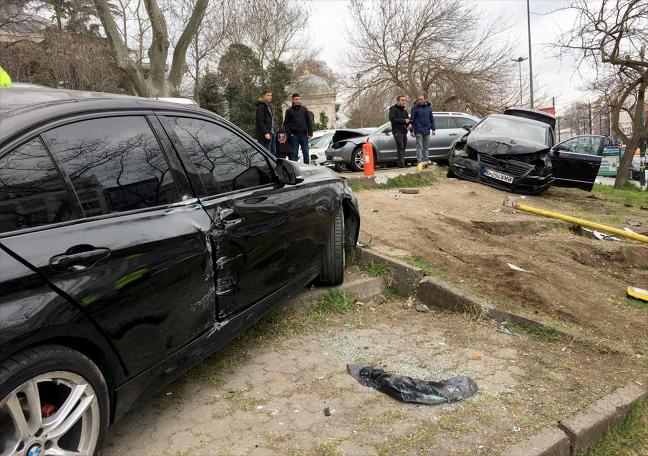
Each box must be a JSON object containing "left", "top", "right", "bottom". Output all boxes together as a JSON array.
[{"left": 451, "top": 154, "right": 554, "bottom": 195}]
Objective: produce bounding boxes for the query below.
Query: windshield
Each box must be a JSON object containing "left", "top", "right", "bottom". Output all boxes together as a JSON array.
[
  {"left": 309, "top": 132, "right": 334, "bottom": 148},
  {"left": 473, "top": 116, "right": 548, "bottom": 145}
]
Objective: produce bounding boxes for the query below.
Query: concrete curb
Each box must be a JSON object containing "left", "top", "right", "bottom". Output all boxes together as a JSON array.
[
  {"left": 353, "top": 246, "right": 647, "bottom": 456},
  {"left": 286, "top": 276, "right": 386, "bottom": 313},
  {"left": 505, "top": 382, "right": 647, "bottom": 456},
  {"left": 344, "top": 169, "right": 437, "bottom": 188},
  {"left": 355, "top": 246, "right": 631, "bottom": 356}
]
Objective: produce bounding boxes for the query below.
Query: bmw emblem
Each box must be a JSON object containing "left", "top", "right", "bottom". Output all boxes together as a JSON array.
[{"left": 27, "top": 444, "right": 43, "bottom": 456}]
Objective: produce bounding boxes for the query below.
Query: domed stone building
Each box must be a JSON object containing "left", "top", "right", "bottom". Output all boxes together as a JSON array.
[{"left": 283, "top": 70, "right": 337, "bottom": 130}]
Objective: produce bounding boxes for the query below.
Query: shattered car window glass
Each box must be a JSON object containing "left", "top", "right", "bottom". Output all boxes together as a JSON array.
[
  {"left": 473, "top": 117, "right": 547, "bottom": 145},
  {"left": 559, "top": 136, "right": 602, "bottom": 156}
]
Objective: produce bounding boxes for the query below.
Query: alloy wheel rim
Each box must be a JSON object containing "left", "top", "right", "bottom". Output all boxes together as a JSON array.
[
  {"left": 0, "top": 371, "right": 100, "bottom": 456},
  {"left": 354, "top": 150, "right": 364, "bottom": 169}
]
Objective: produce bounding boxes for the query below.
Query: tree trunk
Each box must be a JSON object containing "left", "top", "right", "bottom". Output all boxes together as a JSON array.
[
  {"left": 613, "top": 75, "right": 646, "bottom": 189},
  {"left": 142, "top": 0, "right": 170, "bottom": 96},
  {"left": 93, "top": 0, "right": 151, "bottom": 97},
  {"left": 615, "top": 138, "right": 638, "bottom": 188},
  {"left": 168, "top": 0, "right": 209, "bottom": 94}
]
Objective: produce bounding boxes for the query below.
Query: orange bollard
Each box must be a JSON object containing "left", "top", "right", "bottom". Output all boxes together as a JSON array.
[{"left": 363, "top": 141, "right": 374, "bottom": 177}]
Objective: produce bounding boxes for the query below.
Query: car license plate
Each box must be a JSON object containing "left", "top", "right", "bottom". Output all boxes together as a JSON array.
[{"left": 483, "top": 168, "right": 514, "bottom": 184}]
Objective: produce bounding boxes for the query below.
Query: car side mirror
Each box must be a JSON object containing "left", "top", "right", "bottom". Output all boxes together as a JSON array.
[
  {"left": 276, "top": 158, "right": 304, "bottom": 185},
  {"left": 462, "top": 124, "right": 473, "bottom": 131},
  {"left": 554, "top": 143, "right": 571, "bottom": 152}
]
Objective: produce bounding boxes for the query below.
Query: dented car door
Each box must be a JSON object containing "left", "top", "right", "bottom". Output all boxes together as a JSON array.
[
  {"left": 162, "top": 115, "right": 310, "bottom": 319},
  {"left": 551, "top": 135, "right": 605, "bottom": 191}
]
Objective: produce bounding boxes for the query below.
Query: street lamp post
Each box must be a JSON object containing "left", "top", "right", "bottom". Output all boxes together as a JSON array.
[{"left": 511, "top": 57, "right": 528, "bottom": 106}]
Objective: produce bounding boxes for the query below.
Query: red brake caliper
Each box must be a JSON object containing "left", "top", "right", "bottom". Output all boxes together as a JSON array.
[{"left": 41, "top": 403, "right": 56, "bottom": 418}]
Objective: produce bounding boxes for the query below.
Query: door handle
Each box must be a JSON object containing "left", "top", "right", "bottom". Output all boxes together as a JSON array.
[
  {"left": 449, "top": 133, "right": 458, "bottom": 137},
  {"left": 50, "top": 247, "right": 111, "bottom": 271}
]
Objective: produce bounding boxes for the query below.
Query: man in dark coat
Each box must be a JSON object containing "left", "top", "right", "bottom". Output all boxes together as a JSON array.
[
  {"left": 255, "top": 89, "right": 275, "bottom": 155},
  {"left": 388, "top": 95, "right": 410, "bottom": 168},
  {"left": 409, "top": 94, "right": 436, "bottom": 164},
  {"left": 283, "top": 93, "right": 313, "bottom": 163}
]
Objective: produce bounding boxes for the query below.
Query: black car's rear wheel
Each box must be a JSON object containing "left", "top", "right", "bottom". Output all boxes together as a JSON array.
[
  {"left": 319, "top": 207, "right": 345, "bottom": 285},
  {"left": 0, "top": 345, "right": 109, "bottom": 456},
  {"left": 349, "top": 147, "right": 364, "bottom": 172}
]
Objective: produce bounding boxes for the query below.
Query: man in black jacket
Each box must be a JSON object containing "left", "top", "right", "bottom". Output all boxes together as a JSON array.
[
  {"left": 283, "top": 93, "right": 314, "bottom": 163},
  {"left": 255, "top": 89, "right": 275, "bottom": 154},
  {"left": 389, "top": 95, "right": 410, "bottom": 168}
]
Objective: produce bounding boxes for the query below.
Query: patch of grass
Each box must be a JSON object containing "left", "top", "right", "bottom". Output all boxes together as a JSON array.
[
  {"left": 592, "top": 182, "right": 648, "bottom": 208},
  {"left": 350, "top": 169, "right": 438, "bottom": 192},
  {"left": 313, "top": 289, "right": 356, "bottom": 314},
  {"left": 640, "top": 264, "right": 648, "bottom": 271},
  {"left": 512, "top": 322, "right": 560, "bottom": 342},
  {"left": 578, "top": 399, "right": 648, "bottom": 456},
  {"left": 383, "top": 285, "right": 399, "bottom": 301},
  {"left": 404, "top": 256, "right": 438, "bottom": 276},
  {"left": 313, "top": 441, "right": 342, "bottom": 456},
  {"left": 625, "top": 297, "right": 648, "bottom": 311},
  {"left": 364, "top": 260, "right": 390, "bottom": 277}
]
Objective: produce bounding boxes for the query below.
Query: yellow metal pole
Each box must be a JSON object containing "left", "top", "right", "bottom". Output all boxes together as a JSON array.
[{"left": 513, "top": 201, "right": 648, "bottom": 244}]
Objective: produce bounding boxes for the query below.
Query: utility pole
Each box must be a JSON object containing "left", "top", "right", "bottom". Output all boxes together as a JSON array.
[
  {"left": 526, "top": 0, "right": 534, "bottom": 109},
  {"left": 640, "top": 46, "right": 646, "bottom": 188},
  {"left": 511, "top": 57, "right": 528, "bottom": 106},
  {"left": 588, "top": 102, "right": 593, "bottom": 134}
]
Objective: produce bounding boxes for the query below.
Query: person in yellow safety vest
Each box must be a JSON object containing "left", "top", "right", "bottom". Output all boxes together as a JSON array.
[{"left": 0, "top": 66, "right": 12, "bottom": 87}]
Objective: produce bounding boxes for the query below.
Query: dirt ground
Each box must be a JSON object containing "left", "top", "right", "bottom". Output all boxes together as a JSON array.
[
  {"left": 355, "top": 170, "right": 648, "bottom": 358},
  {"left": 105, "top": 290, "right": 644, "bottom": 456}
]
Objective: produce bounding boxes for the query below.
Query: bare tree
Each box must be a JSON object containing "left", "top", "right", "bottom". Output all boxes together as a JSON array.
[
  {"left": 234, "top": 0, "right": 311, "bottom": 67},
  {"left": 344, "top": 0, "right": 517, "bottom": 116},
  {"left": 92, "top": 0, "right": 208, "bottom": 96},
  {"left": 556, "top": 0, "right": 648, "bottom": 188}
]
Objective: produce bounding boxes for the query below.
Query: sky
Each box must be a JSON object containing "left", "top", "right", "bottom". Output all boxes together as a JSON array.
[{"left": 308, "top": 0, "right": 595, "bottom": 115}]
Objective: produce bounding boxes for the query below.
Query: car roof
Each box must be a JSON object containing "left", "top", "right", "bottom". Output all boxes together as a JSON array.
[
  {"left": 0, "top": 87, "right": 214, "bottom": 146},
  {"left": 486, "top": 113, "right": 551, "bottom": 128}
]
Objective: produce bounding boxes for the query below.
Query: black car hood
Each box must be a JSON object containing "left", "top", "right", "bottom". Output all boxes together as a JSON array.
[{"left": 467, "top": 133, "right": 549, "bottom": 156}]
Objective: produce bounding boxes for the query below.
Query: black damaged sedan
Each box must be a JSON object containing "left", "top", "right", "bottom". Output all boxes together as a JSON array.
[
  {"left": 0, "top": 87, "right": 359, "bottom": 455},
  {"left": 448, "top": 108, "right": 606, "bottom": 194}
]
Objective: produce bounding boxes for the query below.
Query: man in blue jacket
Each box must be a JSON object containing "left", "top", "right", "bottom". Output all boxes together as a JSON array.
[{"left": 409, "top": 94, "right": 436, "bottom": 164}]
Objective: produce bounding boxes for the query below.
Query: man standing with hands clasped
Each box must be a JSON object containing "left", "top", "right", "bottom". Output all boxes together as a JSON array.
[
  {"left": 255, "top": 89, "right": 275, "bottom": 155},
  {"left": 388, "top": 95, "right": 410, "bottom": 168},
  {"left": 409, "top": 94, "right": 436, "bottom": 167},
  {"left": 283, "top": 93, "right": 314, "bottom": 164}
]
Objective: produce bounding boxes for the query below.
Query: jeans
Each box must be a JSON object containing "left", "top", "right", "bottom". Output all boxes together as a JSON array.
[
  {"left": 393, "top": 132, "right": 407, "bottom": 166},
  {"left": 415, "top": 133, "right": 430, "bottom": 163},
  {"left": 290, "top": 134, "right": 310, "bottom": 164},
  {"left": 259, "top": 134, "right": 276, "bottom": 157}
]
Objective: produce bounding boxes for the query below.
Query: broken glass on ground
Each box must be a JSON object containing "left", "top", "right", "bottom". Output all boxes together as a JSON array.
[{"left": 347, "top": 364, "right": 478, "bottom": 405}]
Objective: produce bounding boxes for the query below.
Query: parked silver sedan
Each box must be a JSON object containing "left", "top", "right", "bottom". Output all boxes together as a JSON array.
[{"left": 327, "top": 112, "right": 480, "bottom": 171}]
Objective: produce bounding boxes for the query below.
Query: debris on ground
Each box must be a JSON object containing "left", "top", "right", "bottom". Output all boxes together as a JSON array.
[
  {"left": 347, "top": 364, "right": 478, "bottom": 405},
  {"left": 497, "top": 326, "right": 516, "bottom": 336},
  {"left": 399, "top": 188, "right": 420, "bottom": 194},
  {"left": 574, "top": 226, "right": 622, "bottom": 241},
  {"left": 468, "top": 352, "right": 482, "bottom": 361},
  {"left": 507, "top": 263, "right": 530, "bottom": 273},
  {"left": 415, "top": 303, "right": 431, "bottom": 313},
  {"left": 627, "top": 287, "right": 648, "bottom": 303},
  {"left": 323, "top": 407, "right": 333, "bottom": 416},
  {"left": 626, "top": 220, "right": 642, "bottom": 227},
  {"left": 404, "top": 296, "right": 415, "bottom": 308}
]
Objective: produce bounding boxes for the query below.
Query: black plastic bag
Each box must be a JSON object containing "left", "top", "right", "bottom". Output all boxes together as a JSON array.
[{"left": 347, "top": 363, "right": 478, "bottom": 405}]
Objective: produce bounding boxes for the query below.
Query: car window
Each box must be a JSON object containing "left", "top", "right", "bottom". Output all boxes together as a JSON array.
[
  {"left": 43, "top": 116, "right": 180, "bottom": 217},
  {"left": 168, "top": 117, "right": 274, "bottom": 196},
  {"left": 558, "top": 136, "right": 603, "bottom": 156},
  {"left": 0, "top": 138, "right": 77, "bottom": 234},
  {"left": 450, "top": 117, "right": 477, "bottom": 128},
  {"left": 434, "top": 117, "right": 449, "bottom": 129}
]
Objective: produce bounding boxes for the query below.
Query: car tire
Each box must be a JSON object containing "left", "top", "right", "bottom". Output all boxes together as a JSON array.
[
  {"left": 349, "top": 147, "right": 364, "bottom": 172},
  {"left": 319, "top": 207, "right": 345, "bottom": 285},
  {"left": 0, "top": 345, "right": 110, "bottom": 456}
]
